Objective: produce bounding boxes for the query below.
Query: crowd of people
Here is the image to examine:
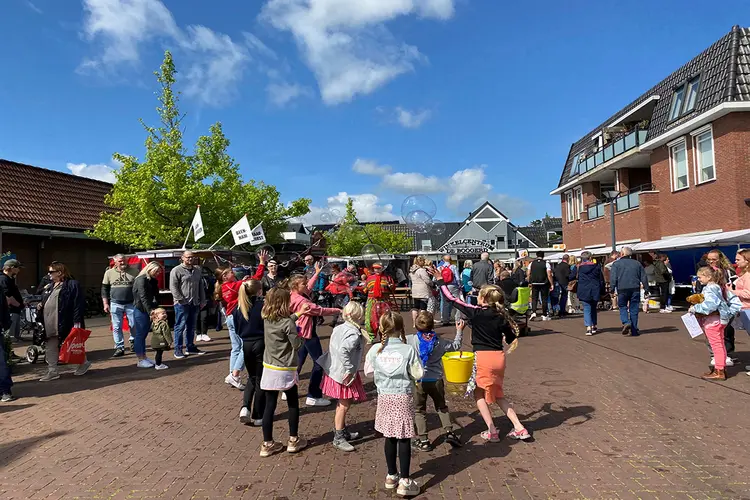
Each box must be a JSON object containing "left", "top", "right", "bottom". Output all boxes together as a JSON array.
[{"left": 1, "top": 244, "right": 749, "bottom": 496}]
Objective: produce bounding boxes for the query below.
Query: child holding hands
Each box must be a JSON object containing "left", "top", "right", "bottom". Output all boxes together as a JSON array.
[
  {"left": 317, "top": 301, "right": 369, "bottom": 452},
  {"left": 150, "top": 308, "right": 172, "bottom": 371},
  {"left": 365, "top": 311, "right": 423, "bottom": 498}
]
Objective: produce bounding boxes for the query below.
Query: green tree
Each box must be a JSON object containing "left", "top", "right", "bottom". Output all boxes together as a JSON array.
[
  {"left": 91, "top": 51, "right": 310, "bottom": 249},
  {"left": 326, "top": 199, "right": 413, "bottom": 256}
]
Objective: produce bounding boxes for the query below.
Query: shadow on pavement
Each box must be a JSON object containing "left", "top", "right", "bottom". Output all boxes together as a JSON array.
[
  {"left": 11, "top": 352, "right": 225, "bottom": 399},
  {"left": 519, "top": 402, "right": 595, "bottom": 432},
  {"left": 0, "top": 403, "right": 35, "bottom": 414},
  {"left": 0, "top": 430, "right": 69, "bottom": 468}
]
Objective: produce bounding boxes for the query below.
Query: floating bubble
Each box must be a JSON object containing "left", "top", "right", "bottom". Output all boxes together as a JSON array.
[
  {"left": 255, "top": 244, "right": 275, "bottom": 261},
  {"left": 401, "top": 194, "right": 437, "bottom": 220},
  {"left": 330, "top": 208, "right": 341, "bottom": 219},
  {"left": 430, "top": 219, "right": 446, "bottom": 236},
  {"left": 320, "top": 211, "right": 333, "bottom": 223},
  {"left": 404, "top": 210, "right": 433, "bottom": 233},
  {"left": 361, "top": 243, "right": 392, "bottom": 269}
]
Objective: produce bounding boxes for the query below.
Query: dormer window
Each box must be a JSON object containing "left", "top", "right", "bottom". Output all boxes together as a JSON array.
[
  {"left": 669, "top": 75, "right": 700, "bottom": 121},
  {"left": 570, "top": 151, "right": 583, "bottom": 176}
]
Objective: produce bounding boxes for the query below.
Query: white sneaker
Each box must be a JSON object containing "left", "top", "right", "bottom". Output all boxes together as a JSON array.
[
  {"left": 305, "top": 397, "right": 332, "bottom": 407},
  {"left": 202, "top": 334, "right": 212, "bottom": 342},
  {"left": 659, "top": 309, "right": 670, "bottom": 314},
  {"left": 154, "top": 364, "right": 169, "bottom": 370},
  {"left": 240, "top": 407, "right": 251, "bottom": 424},
  {"left": 725, "top": 357, "right": 735, "bottom": 367},
  {"left": 281, "top": 392, "right": 287, "bottom": 401},
  {"left": 138, "top": 359, "right": 154, "bottom": 368},
  {"left": 252, "top": 419, "right": 263, "bottom": 426},
  {"left": 666, "top": 306, "right": 674, "bottom": 312},
  {"left": 143, "top": 358, "right": 155, "bottom": 367},
  {"left": 529, "top": 313, "right": 537, "bottom": 321},
  {"left": 585, "top": 328, "right": 593, "bottom": 336},
  {"left": 542, "top": 315, "right": 551, "bottom": 321},
  {"left": 710, "top": 357, "right": 715, "bottom": 367},
  {"left": 40, "top": 370, "right": 60, "bottom": 382},
  {"left": 225, "top": 374, "right": 246, "bottom": 390}
]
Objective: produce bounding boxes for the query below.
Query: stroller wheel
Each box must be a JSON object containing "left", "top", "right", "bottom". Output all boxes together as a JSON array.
[{"left": 26, "top": 345, "right": 39, "bottom": 364}]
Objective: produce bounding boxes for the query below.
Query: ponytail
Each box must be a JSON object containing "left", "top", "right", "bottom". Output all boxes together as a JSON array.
[{"left": 214, "top": 267, "right": 228, "bottom": 302}]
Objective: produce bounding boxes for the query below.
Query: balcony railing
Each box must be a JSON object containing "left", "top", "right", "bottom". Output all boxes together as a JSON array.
[
  {"left": 586, "top": 183, "right": 655, "bottom": 220},
  {"left": 573, "top": 127, "right": 649, "bottom": 176}
]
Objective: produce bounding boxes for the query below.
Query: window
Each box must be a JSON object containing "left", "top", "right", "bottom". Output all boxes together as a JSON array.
[
  {"left": 421, "top": 240, "right": 432, "bottom": 251},
  {"left": 496, "top": 236, "right": 505, "bottom": 243},
  {"left": 669, "top": 75, "right": 701, "bottom": 121},
  {"left": 573, "top": 187, "right": 583, "bottom": 220},
  {"left": 570, "top": 151, "right": 584, "bottom": 176},
  {"left": 692, "top": 126, "right": 716, "bottom": 183},
  {"left": 669, "top": 139, "right": 689, "bottom": 191},
  {"left": 565, "top": 191, "right": 574, "bottom": 222}
]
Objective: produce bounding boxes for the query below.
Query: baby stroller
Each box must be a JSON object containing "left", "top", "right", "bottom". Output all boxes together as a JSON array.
[
  {"left": 598, "top": 285, "right": 613, "bottom": 311},
  {"left": 22, "top": 298, "right": 47, "bottom": 364}
]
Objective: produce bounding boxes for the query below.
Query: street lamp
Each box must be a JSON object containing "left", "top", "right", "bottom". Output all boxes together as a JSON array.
[{"left": 601, "top": 189, "right": 620, "bottom": 252}]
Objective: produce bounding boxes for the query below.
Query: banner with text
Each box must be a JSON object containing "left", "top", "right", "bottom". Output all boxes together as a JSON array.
[
  {"left": 250, "top": 223, "right": 266, "bottom": 245},
  {"left": 191, "top": 207, "right": 205, "bottom": 241},
  {"left": 231, "top": 215, "right": 252, "bottom": 246}
]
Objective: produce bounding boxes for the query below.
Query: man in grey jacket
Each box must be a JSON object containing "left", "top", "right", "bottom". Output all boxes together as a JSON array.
[
  {"left": 610, "top": 247, "right": 649, "bottom": 337},
  {"left": 470, "top": 252, "right": 494, "bottom": 288},
  {"left": 169, "top": 251, "right": 206, "bottom": 358}
]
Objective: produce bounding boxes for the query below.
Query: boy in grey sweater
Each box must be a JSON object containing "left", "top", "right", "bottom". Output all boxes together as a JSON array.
[{"left": 407, "top": 311, "right": 463, "bottom": 451}]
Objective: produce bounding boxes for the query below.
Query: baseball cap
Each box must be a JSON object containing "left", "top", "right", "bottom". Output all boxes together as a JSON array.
[{"left": 2, "top": 259, "right": 22, "bottom": 269}]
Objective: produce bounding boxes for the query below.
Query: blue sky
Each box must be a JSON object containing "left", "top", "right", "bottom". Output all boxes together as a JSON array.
[{"left": 0, "top": 0, "right": 746, "bottom": 226}]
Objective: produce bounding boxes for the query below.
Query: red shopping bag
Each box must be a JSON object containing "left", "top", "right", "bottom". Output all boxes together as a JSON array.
[{"left": 58, "top": 328, "right": 92, "bottom": 364}]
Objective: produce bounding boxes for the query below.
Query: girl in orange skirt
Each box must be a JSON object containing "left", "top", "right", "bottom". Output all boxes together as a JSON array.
[{"left": 430, "top": 269, "right": 529, "bottom": 442}]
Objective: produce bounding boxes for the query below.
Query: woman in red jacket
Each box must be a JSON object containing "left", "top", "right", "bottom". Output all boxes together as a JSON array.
[{"left": 214, "top": 251, "right": 269, "bottom": 389}]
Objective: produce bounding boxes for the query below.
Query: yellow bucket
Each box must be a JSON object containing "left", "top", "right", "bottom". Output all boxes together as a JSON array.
[{"left": 441, "top": 352, "right": 475, "bottom": 384}]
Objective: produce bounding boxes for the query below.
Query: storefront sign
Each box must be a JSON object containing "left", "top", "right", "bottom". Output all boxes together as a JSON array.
[{"left": 438, "top": 238, "right": 495, "bottom": 254}]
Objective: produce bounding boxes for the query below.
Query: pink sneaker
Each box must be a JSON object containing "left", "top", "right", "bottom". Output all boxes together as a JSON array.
[
  {"left": 507, "top": 428, "right": 531, "bottom": 440},
  {"left": 480, "top": 430, "right": 500, "bottom": 442}
]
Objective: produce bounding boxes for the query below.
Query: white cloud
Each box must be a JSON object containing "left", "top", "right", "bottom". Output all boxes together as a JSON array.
[
  {"left": 261, "top": 0, "right": 456, "bottom": 105},
  {"left": 79, "top": 0, "right": 268, "bottom": 107},
  {"left": 298, "top": 192, "right": 396, "bottom": 225},
  {"left": 395, "top": 106, "right": 431, "bottom": 128},
  {"left": 352, "top": 158, "right": 392, "bottom": 176},
  {"left": 446, "top": 166, "right": 491, "bottom": 209},
  {"left": 381, "top": 172, "right": 442, "bottom": 193},
  {"left": 25, "top": 1, "right": 43, "bottom": 14},
  {"left": 267, "top": 81, "right": 313, "bottom": 107},
  {"left": 67, "top": 162, "right": 117, "bottom": 184}
]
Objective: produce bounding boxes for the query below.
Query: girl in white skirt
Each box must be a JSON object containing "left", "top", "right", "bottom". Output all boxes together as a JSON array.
[{"left": 364, "top": 311, "right": 424, "bottom": 498}]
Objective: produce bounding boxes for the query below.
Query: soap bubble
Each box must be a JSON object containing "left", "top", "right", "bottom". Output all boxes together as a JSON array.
[
  {"left": 320, "top": 211, "right": 333, "bottom": 223},
  {"left": 361, "top": 243, "right": 392, "bottom": 269},
  {"left": 255, "top": 244, "right": 275, "bottom": 261},
  {"left": 430, "top": 219, "right": 446, "bottom": 236},
  {"left": 404, "top": 210, "right": 433, "bottom": 233},
  {"left": 330, "top": 208, "right": 341, "bottom": 220},
  {"left": 401, "top": 194, "right": 437, "bottom": 220}
]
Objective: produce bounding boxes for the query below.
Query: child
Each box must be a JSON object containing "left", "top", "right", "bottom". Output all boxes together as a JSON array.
[
  {"left": 364, "top": 311, "right": 423, "bottom": 498},
  {"left": 233, "top": 280, "right": 265, "bottom": 426},
  {"left": 150, "top": 308, "right": 172, "bottom": 371},
  {"left": 289, "top": 267, "right": 341, "bottom": 407},
  {"left": 259, "top": 287, "right": 311, "bottom": 457},
  {"left": 431, "top": 268, "right": 529, "bottom": 442},
  {"left": 365, "top": 263, "right": 396, "bottom": 342},
  {"left": 407, "top": 311, "right": 463, "bottom": 451},
  {"left": 317, "top": 301, "right": 369, "bottom": 452},
  {"left": 690, "top": 266, "right": 742, "bottom": 381}
]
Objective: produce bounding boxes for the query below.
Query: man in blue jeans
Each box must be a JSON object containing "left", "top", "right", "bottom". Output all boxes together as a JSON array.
[
  {"left": 169, "top": 251, "right": 207, "bottom": 358},
  {"left": 102, "top": 254, "right": 139, "bottom": 357},
  {"left": 610, "top": 246, "right": 649, "bottom": 337}
]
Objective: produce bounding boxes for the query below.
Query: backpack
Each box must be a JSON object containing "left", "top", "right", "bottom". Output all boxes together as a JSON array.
[{"left": 441, "top": 266, "right": 455, "bottom": 285}]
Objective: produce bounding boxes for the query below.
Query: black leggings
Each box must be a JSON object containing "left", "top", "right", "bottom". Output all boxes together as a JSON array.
[
  {"left": 262, "top": 385, "right": 299, "bottom": 442},
  {"left": 154, "top": 349, "right": 163, "bottom": 365},
  {"left": 384, "top": 437, "right": 411, "bottom": 478},
  {"left": 242, "top": 338, "right": 265, "bottom": 419}
]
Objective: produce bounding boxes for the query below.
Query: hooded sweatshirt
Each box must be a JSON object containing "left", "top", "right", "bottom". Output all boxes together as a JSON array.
[
  {"left": 290, "top": 272, "right": 339, "bottom": 339},
  {"left": 409, "top": 265, "right": 433, "bottom": 300}
]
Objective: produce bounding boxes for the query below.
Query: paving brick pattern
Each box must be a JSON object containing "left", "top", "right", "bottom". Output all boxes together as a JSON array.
[{"left": 2, "top": 311, "right": 750, "bottom": 499}]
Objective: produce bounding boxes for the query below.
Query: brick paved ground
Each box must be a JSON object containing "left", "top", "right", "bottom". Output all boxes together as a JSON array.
[{"left": 2, "top": 310, "right": 750, "bottom": 499}]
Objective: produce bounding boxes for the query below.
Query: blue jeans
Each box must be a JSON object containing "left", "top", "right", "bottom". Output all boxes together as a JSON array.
[
  {"left": 174, "top": 303, "right": 198, "bottom": 354},
  {"left": 0, "top": 339, "right": 12, "bottom": 394},
  {"left": 441, "top": 285, "right": 461, "bottom": 323},
  {"left": 297, "top": 330, "right": 324, "bottom": 399},
  {"left": 617, "top": 289, "right": 641, "bottom": 335},
  {"left": 225, "top": 313, "right": 245, "bottom": 372},
  {"left": 557, "top": 285, "right": 568, "bottom": 315},
  {"left": 110, "top": 302, "right": 136, "bottom": 350},
  {"left": 132, "top": 309, "right": 151, "bottom": 357},
  {"left": 582, "top": 300, "right": 598, "bottom": 327}
]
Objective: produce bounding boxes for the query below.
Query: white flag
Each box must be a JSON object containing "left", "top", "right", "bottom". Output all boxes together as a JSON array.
[
  {"left": 250, "top": 223, "right": 266, "bottom": 245},
  {"left": 231, "top": 215, "right": 253, "bottom": 246},
  {"left": 191, "top": 207, "right": 205, "bottom": 241}
]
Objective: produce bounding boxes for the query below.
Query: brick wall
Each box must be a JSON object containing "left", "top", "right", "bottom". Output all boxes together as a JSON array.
[{"left": 562, "top": 111, "right": 750, "bottom": 249}]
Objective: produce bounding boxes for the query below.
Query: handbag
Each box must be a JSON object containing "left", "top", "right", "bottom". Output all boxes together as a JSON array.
[
  {"left": 58, "top": 327, "right": 91, "bottom": 364},
  {"left": 567, "top": 280, "right": 578, "bottom": 292}
]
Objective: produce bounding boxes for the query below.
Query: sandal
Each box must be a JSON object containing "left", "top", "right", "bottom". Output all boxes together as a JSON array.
[{"left": 480, "top": 430, "right": 500, "bottom": 442}]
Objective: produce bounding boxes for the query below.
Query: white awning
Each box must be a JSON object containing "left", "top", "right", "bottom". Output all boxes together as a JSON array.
[{"left": 632, "top": 229, "right": 750, "bottom": 251}]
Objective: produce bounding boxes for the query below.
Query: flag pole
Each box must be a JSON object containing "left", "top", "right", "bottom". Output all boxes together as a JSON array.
[
  {"left": 181, "top": 226, "right": 192, "bottom": 250},
  {"left": 208, "top": 213, "right": 248, "bottom": 251}
]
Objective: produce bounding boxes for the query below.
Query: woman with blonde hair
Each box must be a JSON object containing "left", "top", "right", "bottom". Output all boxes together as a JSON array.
[
  {"left": 132, "top": 261, "right": 163, "bottom": 368},
  {"left": 409, "top": 255, "right": 433, "bottom": 329},
  {"left": 430, "top": 268, "right": 528, "bottom": 442},
  {"left": 318, "top": 301, "right": 370, "bottom": 451}
]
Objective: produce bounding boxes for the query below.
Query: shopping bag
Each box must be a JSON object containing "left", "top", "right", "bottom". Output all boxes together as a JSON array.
[
  {"left": 680, "top": 313, "right": 703, "bottom": 339},
  {"left": 58, "top": 328, "right": 92, "bottom": 364}
]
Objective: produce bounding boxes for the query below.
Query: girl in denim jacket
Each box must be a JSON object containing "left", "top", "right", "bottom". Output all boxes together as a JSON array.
[
  {"left": 365, "top": 311, "right": 423, "bottom": 498},
  {"left": 690, "top": 266, "right": 742, "bottom": 381}
]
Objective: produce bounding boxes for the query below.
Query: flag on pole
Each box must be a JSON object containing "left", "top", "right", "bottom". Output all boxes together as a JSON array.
[
  {"left": 231, "top": 215, "right": 253, "bottom": 246},
  {"left": 250, "top": 223, "right": 266, "bottom": 245},
  {"left": 191, "top": 207, "right": 205, "bottom": 241}
]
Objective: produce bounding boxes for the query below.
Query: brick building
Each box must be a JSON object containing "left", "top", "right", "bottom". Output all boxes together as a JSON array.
[
  {"left": 552, "top": 25, "right": 750, "bottom": 252},
  {"left": 0, "top": 159, "right": 124, "bottom": 292}
]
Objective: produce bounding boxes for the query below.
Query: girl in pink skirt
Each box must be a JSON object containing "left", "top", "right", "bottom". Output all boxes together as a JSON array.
[
  {"left": 364, "top": 311, "right": 424, "bottom": 498},
  {"left": 318, "top": 301, "right": 369, "bottom": 452}
]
